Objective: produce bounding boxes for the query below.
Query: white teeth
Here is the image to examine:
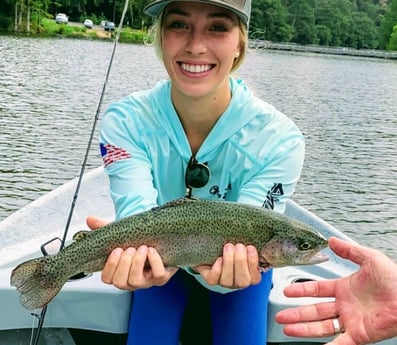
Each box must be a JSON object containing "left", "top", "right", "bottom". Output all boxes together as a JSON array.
[{"left": 181, "top": 63, "right": 211, "bottom": 73}]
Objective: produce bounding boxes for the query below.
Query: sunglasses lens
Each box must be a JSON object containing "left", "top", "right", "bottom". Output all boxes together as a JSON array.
[{"left": 186, "top": 162, "right": 210, "bottom": 188}]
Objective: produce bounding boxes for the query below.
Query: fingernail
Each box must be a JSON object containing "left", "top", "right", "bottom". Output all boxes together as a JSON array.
[
  {"left": 236, "top": 243, "right": 245, "bottom": 253},
  {"left": 225, "top": 244, "right": 234, "bottom": 253},
  {"left": 247, "top": 245, "right": 257, "bottom": 256},
  {"left": 125, "top": 247, "right": 136, "bottom": 255},
  {"left": 112, "top": 248, "right": 123, "bottom": 256},
  {"left": 138, "top": 245, "right": 148, "bottom": 254}
]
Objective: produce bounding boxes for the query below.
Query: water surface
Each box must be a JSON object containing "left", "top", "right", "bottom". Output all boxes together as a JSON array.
[{"left": 1, "top": 36, "right": 396, "bottom": 259}]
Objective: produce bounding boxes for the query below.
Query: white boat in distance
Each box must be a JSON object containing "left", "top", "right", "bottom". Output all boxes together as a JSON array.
[{"left": 0, "top": 166, "right": 394, "bottom": 345}]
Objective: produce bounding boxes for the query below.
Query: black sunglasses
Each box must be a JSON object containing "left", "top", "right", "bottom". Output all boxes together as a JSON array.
[{"left": 185, "top": 155, "right": 210, "bottom": 198}]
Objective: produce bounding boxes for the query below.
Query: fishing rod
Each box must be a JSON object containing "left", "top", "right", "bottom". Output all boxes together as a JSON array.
[{"left": 30, "top": 1, "right": 130, "bottom": 344}]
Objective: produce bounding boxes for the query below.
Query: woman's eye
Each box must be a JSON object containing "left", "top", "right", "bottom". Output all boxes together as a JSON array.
[
  {"left": 168, "top": 21, "right": 187, "bottom": 29},
  {"left": 211, "top": 24, "right": 228, "bottom": 32}
]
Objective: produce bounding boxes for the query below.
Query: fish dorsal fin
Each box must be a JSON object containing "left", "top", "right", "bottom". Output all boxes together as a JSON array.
[
  {"left": 73, "top": 230, "right": 90, "bottom": 241},
  {"left": 151, "top": 197, "right": 199, "bottom": 212}
]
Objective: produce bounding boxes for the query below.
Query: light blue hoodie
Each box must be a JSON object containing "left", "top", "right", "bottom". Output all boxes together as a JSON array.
[{"left": 99, "top": 76, "right": 305, "bottom": 292}]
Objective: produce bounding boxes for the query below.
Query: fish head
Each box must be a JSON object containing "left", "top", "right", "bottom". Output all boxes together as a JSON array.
[{"left": 258, "top": 222, "right": 329, "bottom": 269}]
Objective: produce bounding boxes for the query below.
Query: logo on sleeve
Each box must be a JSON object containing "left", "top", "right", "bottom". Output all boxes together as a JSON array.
[
  {"left": 263, "top": 183, "right": 284, "bottom": 210},
  {"left": 100, "top": 143, "right": 131, "bottom": 167}
]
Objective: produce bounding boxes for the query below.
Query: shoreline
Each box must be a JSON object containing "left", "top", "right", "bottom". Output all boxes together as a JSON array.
[
  {"left": 2, "top": 32, "right": 396, "bottom": 59},
  {"left": 249, "top": 40, "right": 397, "bottom": 60},
  {"left": 0, "top": 25, "right": 145, "bottom": 44}
]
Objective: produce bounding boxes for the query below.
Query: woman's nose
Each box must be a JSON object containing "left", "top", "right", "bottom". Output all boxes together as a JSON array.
[{"left": 185, "top": 29, "right": 207, "bottom": 55}]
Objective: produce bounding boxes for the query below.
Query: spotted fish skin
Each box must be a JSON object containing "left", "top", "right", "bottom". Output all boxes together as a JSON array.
[{"left": 10, "top": 198, "right": 328, "bottom": 310}]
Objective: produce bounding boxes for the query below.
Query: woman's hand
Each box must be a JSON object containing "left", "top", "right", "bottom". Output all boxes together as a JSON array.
[
  {"left": 194, "top": 243, "right": 262, "bottom": 289},
  {"left": 86, "top": 216, "right": 178, "bottom": 291}
]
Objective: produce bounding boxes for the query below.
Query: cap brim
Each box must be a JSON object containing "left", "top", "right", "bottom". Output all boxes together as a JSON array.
[{"left": 144, "top": 0, "right": 248, "bottom": 26}]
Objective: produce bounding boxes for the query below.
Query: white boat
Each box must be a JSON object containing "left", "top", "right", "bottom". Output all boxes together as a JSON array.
[{"left": 0, "top": 166, "right": 393, "bottom": 345}]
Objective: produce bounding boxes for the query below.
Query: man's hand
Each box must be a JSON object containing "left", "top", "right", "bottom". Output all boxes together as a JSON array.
[{"left": 275, "top": 237, "right": 397, "bottom": 345}]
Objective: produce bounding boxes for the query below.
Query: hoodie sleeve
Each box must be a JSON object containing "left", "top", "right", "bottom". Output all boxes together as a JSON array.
[
  {"left": 99, "top": 99, "right": 158, "bottom": 220},
  {"left": 237, "top": 127, "right": 305, "bottom": 214}
]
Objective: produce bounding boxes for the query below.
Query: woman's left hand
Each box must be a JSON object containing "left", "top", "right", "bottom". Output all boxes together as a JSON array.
[{"left": 194, "top": 243, "right": 262, "bottom": 289}]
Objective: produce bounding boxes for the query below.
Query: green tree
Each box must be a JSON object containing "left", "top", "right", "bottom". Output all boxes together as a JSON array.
[
  {"left": 11, "top": 0, "right": 53, "bottom": 32},
  {"left": 380, "top": 0, "right": 397, "bottom": 49},
  {"left": 387, "top": 24, "right": 397, "bottom": 50},
  {"left": 0, "top": 0, "right": 14, "bottom": 30},
  {"left": 349, "top": 11, "right": 378, "bottom": 49},
  {"left": 286, "top": 0, "right": 316, "bottom": 44},
  {"left": 315, "top": 24, "right": 332, "bottom": 45},
  {"left": 250, "top": 0, "right": 293, "bottom": 41},
  {"left": 0, "top": 0, "right": 391, "bottom": 51},
  {"left": 314, "top": 0, "right": 354, "bottom": 46}
]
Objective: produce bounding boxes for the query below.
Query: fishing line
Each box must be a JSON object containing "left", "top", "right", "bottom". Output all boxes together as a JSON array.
[
  {"left": 29, "top": 310, "right": 39, "bottom": 345},
  {"left": 29, "top": 0, "right": 130, "bottom": 343},
  {"left": 60, "top": 0, "right": 130, "bottom": 250}
]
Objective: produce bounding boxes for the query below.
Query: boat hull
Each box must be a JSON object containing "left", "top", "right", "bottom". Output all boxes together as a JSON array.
[{"left": 0, "top": 167, "right": 394, "bottom": 344}]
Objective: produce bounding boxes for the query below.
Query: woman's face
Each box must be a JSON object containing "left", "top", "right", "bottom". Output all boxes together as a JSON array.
[{"left": 161, "top": 1, "right": 241, "bottom": 100}]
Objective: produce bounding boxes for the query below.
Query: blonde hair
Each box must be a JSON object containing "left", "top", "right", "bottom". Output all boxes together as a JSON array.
[{"left": 148, "top": 10, "right": 248, "bottom": 73}]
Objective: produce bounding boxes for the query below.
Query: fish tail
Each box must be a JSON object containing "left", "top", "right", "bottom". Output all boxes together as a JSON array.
[{"left": 10, "top": 256, "right": 66, "bottom": 310}]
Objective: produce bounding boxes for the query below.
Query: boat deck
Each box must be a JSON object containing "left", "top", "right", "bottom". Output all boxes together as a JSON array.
[
  {"left": 0, "top": 328, "right": 327, "bottom": 345},
  {"left": 1, "top": 167, "right": 394, "bottom": 345}
]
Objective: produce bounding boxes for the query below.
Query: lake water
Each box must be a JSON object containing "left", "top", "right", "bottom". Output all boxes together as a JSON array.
[{"left": 0, "top": 36, "right": 396, "bottom": 260}]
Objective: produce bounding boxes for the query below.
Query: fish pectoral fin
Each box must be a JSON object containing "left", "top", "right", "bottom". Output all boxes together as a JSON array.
[
  {"left": 165, "top": 265, "right": 178, "bottom": 271},
  {"left": 258, "top": 259, "right": 271, "bottom": 272},
  {"left": 72, "top": 230, "right": 90, "bottom": 241},
  {"left": 151, "top": 197, "right": 199, "bottom": 212}
]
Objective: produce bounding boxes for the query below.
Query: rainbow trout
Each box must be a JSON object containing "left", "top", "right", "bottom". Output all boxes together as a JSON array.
[{"left": 11, "top": 198, "right": 328, "bottom": 310}]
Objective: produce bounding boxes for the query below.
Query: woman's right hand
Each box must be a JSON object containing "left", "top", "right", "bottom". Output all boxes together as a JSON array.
[{"left": 86, "top": 216, "right": 178, "bottom": 291}]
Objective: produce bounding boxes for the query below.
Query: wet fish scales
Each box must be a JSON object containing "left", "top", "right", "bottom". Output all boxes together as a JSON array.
[{"left": 10, "top": 198, "right": 329, "bottom": 310}]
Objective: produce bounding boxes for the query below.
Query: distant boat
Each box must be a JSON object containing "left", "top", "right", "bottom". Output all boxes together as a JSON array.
[{"left": 0, "top": 166, "right": 394, "bottom": 344}]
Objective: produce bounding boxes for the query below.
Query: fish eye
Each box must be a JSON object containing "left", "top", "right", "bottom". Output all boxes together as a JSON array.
[{"left": 299, "top": 241, "right": 312, "bottom": 251}]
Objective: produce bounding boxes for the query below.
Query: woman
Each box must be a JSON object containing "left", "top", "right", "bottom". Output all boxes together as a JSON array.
[{"left": 91, "top": 0, "right": 305, "bottom": 343}]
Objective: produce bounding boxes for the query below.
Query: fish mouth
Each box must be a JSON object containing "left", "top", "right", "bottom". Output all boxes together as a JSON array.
[
  {"left": 259, "top": 250, "right": 329, "bottom": 269},
  {"left": 307, "top": 251, "right": 329, "bottom": 264}
]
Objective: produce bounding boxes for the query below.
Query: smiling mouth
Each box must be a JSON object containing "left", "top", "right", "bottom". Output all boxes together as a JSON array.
[{"left": 180, "top": 62, "right": 214, "bottom": 73}]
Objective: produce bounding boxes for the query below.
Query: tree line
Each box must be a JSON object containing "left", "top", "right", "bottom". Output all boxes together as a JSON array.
[{"left": 1, "top": 0, "right": 396, "bottom": 50}]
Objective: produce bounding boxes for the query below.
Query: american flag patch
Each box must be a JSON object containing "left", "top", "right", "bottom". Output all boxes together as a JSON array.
[{"left": 100, "top": 143, "right": 131, "bottom": 167}]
